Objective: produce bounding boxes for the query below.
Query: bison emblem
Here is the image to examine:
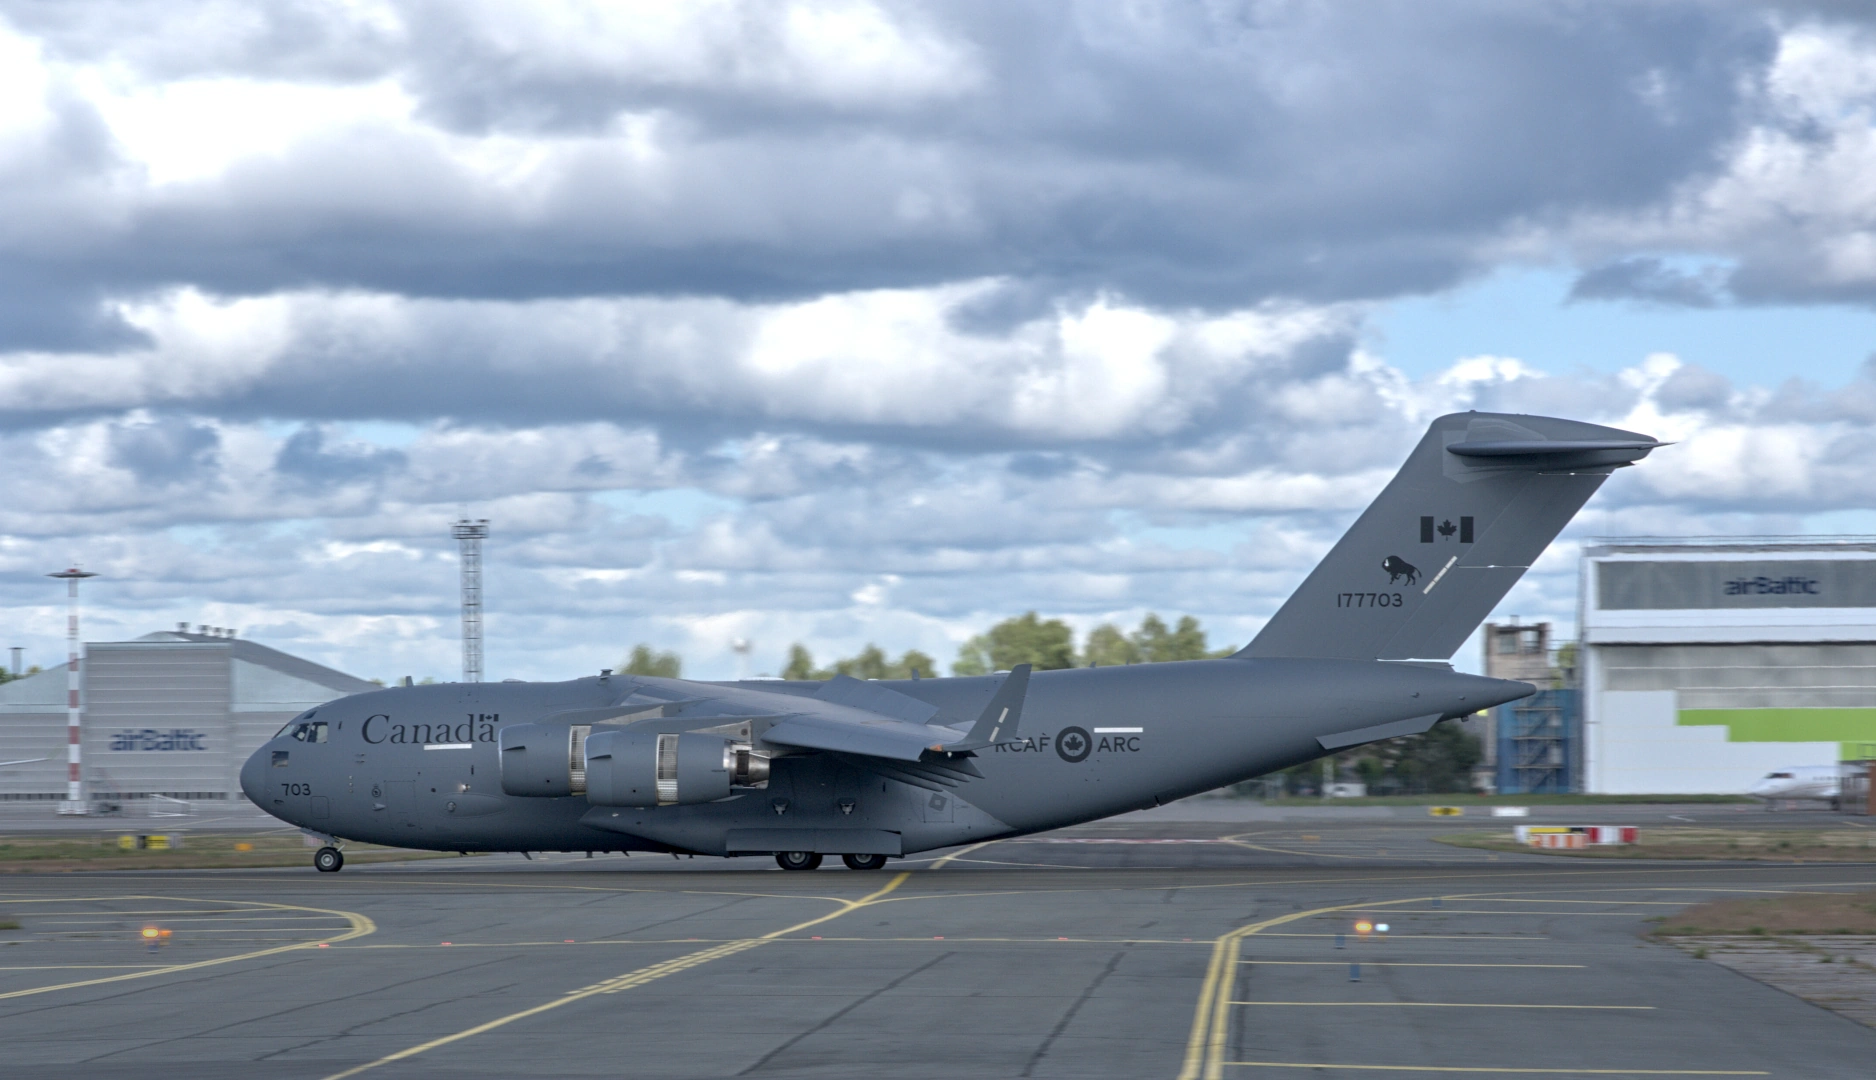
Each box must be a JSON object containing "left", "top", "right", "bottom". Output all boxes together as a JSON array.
[{"left": 1381, "top": 555, "right": 1418, "bottom": 586}]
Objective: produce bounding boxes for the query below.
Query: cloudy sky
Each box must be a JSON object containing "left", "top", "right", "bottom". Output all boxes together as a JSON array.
[{"left": 4, "top": 0, "right": 1876, "bottom": 683}]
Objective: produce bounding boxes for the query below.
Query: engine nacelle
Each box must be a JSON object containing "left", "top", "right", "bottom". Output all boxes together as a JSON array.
[
  {"left": 498, "top": 723, "right": 591, "bottom": 797},
  {"left": 584, "top": 729, "right": 769, "bottom": 807}
]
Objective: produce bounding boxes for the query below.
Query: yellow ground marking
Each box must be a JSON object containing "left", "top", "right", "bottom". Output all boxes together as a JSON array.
[
  {"left": 924, "top": 841, "right": 996, "bottom": 869},
  {"left": 0, "top": 908, "right": 281, "bottom": 916},
  {"left": 1251, "top": 933, "right": 1547, "bottom": 940},
  {"left": 37, "top": 914, "right": 350, "bottom": 922},
  {"left": 1225, "top": 1064, "right": 1765, "bottom": 1075},
  {"left": 1439, "top": 898, "right": 1687, "bottom": 905},
  {"left": 1229, "top": 1001, "right": 1652, "bottom": 1010},
  {"left": 0, "top": 965, "right": 169, "bottom": 970},
  {"left": 332, "top": 934, "right": 1221, "bottom": 950},
  {"left": 1179, "top": 895, "right": 1433, "bottom": 1080},
  {"left": 1223, "top": 835, "right": 1480, "bottom": 862},
  {"left": 319, "top": 870, "right": 913, "bottom": 1080},
  {"left": 1242, "top": 962, "right": 1584, "bottom": 969},
  {"left": 1367, "top": 909, "right": 1639, "bottom": 916},
  {"left": 0, "top": 897, "right": 374, "bottom": 1001}
]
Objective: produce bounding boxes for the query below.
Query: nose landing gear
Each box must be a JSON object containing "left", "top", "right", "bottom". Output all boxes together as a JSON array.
[{"left": 313, "top": 846, "right": 344, "bottom": 873}]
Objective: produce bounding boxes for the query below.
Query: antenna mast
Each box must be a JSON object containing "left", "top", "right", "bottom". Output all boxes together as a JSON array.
[
  {"left": 49, "top": 567, "right": 97, "bottom": 814},
  {"left": 452, "top": 520, "right": 489, "bottom": 683}
]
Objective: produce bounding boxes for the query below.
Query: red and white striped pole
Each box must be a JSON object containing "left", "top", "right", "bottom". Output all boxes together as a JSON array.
[{"left": 49, "top": 568, "right": 96, "bottom": 814}]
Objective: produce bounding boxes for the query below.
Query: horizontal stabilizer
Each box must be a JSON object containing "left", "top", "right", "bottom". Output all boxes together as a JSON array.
[{"left": 1316, "top": 713, "right": 1443, "bottom": 751}]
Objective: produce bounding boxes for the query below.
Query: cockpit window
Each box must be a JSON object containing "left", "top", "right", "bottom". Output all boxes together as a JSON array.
[
  {"left": 281, "top": 721, "right": 329, "bottom": 743},
  {"left": 1766, "top": 772, "right": 1792, "bottom": 779},
  {"left": 275, "top": 710, "right": 318, "bottom": 738}
]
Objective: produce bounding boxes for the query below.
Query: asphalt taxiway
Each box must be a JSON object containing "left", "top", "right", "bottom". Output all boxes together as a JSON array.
[{"left": 2, "top": 807, "right": 1873, "bottom": 1079}]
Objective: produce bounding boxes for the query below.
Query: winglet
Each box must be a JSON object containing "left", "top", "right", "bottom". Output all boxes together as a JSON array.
[{"left": 934, "top": 664, "right": 1031, "bottom": 753}]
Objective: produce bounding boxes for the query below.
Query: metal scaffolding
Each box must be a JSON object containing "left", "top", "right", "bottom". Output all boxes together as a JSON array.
[
  {"left": 452, "top": 520, "right": 489, "bottom": 683},
  {"left": 1496, "top": 689, "right": 1577, "bottom": 795}
]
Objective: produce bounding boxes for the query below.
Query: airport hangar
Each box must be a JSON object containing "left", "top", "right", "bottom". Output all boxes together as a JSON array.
[
  {"left": 1580, "top": 537, "right": 1876, "bottom": 794},
  {"left": 0, "top": 628, "right": 375, "bottom": 807}
]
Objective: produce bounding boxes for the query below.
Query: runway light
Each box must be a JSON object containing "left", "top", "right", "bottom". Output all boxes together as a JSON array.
[
  {"left": 1354, "top": 921, "right": 1373, "bottom": 935},
  {"left": 1375, "top": 923, "right": 1390, "bottom": 934},
  {"left": 140, "top": 927, "right": 159, "bottom": 940}
]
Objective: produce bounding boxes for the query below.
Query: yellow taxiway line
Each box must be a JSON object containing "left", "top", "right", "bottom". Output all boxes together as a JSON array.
[
  {"left": 1178, "top": 895, "right": 1433, "bottom": 1080},
  {"left": 319, "top": 870, "right": 914, "bottom": 1080},
  {"left": 1224, "top": 1064, "right": 1767, "bottom": 1075},
  {"left": 0, "top": 897, "right": 375, "bottom": 1001},
  {"left": 1229, "top": 1001, "right": 1652, "bottom": 1010}
]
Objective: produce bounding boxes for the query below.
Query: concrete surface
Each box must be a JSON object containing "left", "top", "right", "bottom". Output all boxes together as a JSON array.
[{"left": 0, "top": 812, "right": 1872, "bottom": 1078}]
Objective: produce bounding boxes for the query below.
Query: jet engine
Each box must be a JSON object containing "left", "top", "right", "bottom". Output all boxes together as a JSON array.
[
  {"left": 498, "top": 722, "right": 592, "bottom": 797},
  {"left": 498, "top": 722, "right": 768, "bottom": 805},
  {"left": 584, "top": 729, "right": 769, "bottom": 807}
]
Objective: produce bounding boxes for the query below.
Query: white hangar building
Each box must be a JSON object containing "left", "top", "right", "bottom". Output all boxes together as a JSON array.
[
  {"left": 1579, "top": 538, "right": 1876, "bottom": 794},
  {"left": 0, "top": 628, "right": 376, "bottom": 807}
]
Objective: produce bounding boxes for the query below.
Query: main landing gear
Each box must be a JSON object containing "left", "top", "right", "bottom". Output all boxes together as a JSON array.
[
  {"left": 774, "top": 851, "right": 890, "bottom": 871},
  {"left": 313, "top": 846, "right": 344, "bottom": 873}
]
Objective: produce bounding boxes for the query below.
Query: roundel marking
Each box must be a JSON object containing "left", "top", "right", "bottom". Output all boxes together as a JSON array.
[{"left": 1056, "top": 726, "right": 1092, "bottom": 764}]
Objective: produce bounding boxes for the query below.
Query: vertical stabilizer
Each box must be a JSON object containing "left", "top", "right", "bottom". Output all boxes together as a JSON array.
[{"left": 1239, "top": 413, "right": 1662, "bottom": 661}]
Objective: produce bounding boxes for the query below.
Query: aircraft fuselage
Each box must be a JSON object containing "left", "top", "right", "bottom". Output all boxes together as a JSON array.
[{"left": 242, "top": 657, "right": 1528, "bottom": 858}]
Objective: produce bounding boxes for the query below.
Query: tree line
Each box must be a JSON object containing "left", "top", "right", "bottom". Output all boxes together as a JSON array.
[{"left": 617, "top": 611, "right": 1236, "bottom": 681}]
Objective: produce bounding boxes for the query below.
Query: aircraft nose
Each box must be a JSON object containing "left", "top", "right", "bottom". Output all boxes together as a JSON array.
[{"left": 239, "top": 745, "right": 270, "bottom": 806}]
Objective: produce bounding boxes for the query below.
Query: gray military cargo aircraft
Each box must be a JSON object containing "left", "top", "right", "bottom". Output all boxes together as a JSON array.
[{"left": 242, "top": 411, "right": 1661, "bottom": 872}]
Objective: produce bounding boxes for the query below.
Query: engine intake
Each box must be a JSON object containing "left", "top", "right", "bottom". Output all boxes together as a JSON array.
[
  {"left": 498, "top": 723, "right": 591, "bottom": 797},
  {"left": 585, "top": 730, "right": 768, "bottom": 807}
]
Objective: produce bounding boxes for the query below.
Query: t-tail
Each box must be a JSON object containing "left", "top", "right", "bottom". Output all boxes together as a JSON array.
[{"left": 1239, "top": 412, "right": 1664, "bottom": 662}]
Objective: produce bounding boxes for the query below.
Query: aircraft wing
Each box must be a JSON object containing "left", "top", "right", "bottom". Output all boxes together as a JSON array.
[{"left": 760, "top": 665, "right": 1032, "bottom": 763}]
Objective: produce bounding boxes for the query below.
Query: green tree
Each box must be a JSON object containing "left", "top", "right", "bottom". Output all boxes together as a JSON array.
[
  {"left": 782, "top": 644, "right": 938, "bottom": 681},
  {"left": 783, "top": 643, "right": 820, "bottom": 681},
  {"left": 0, "top": 664, "right": 41, "bottom": 685},
  {"left": 621, "top": 644, "right": 682, "bottom": 678},
  {"left": 1132, "top": 614, "right": 1210, "bottom": 662},
  {"left": 1081, "top": 614, "right": 1232, "bottom": 666},
  {"left": 952, "top": 612, "right": 1075, "bottom": 675},
  {"left": 1080, "top": 623, "right": 1140, "bottom": 667}
]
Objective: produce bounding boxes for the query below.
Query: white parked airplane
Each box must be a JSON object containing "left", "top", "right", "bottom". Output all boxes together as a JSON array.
[{"left": 1749, "top": 764, "right": 1843, "bottom": 809}]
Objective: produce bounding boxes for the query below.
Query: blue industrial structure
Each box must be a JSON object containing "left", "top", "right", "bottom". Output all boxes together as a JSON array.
[{"left": 1494, "top": 689, "right": 1579, "bottom": 795}]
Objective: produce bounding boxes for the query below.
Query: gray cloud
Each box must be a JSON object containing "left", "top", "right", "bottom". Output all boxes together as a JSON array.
[
  {"left": 107, "top": 414, "right": 219, "bottom": 484},
  {"left": 274, "top": 426, "right": 407, "bottom": 489},
  {"left": 0, "top": 0, "right": 1785, "bottom": 359},
  {"left": 1569, "top": 257, "right": 1729, "bottom": 307}
]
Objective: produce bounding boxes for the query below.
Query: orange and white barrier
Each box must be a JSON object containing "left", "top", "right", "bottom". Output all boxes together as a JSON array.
[{"left": 1513, "top": 825, "right": 1637, "bottom": 847}]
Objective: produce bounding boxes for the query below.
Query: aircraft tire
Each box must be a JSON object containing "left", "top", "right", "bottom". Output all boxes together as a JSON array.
[
  {"left": 314, "top": 847, "right": 344, "bottom": 873},
  {"left": 775, "top": 851, "right": 822, "bottom": 871},
  {"left": 841, "top": 853, "right": 888, "bottom": 871}
]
